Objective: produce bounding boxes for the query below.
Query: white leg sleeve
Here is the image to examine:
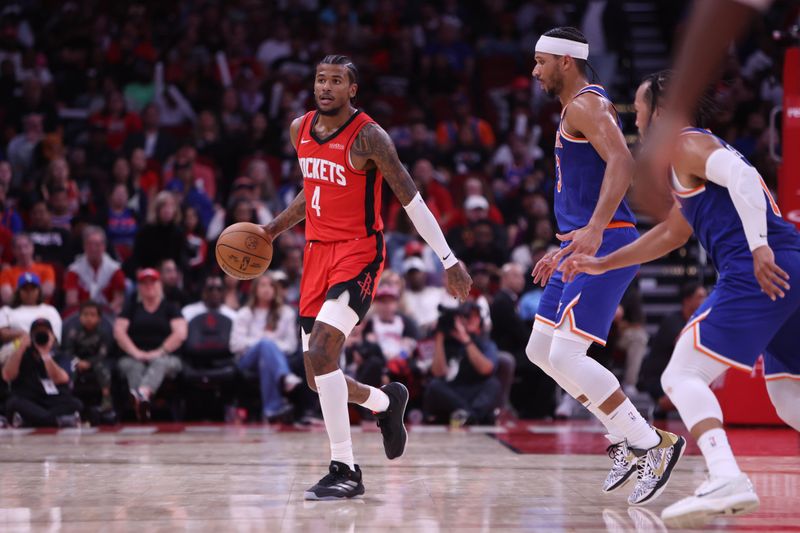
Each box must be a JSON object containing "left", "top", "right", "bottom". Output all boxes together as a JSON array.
[
  {"left": 766, "top": 379, "right": 800, "bottom": 431},
  {"left": 316, "top": 292, "right": 360, "bottom": 339},
  {"left": 549, "top": 328, "right": 619, "bottom": 405},
  {"left": 661, "top": 329, "right": 729, "bottom": 430},
  {"left": 526, "top": 321, "right": 584, "bottom": 398}
]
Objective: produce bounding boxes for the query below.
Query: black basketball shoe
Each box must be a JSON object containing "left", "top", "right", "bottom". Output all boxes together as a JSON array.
[
  {"left": 375, "top": 382, "right": 409, "bottom": 460},
  {"left": 304, "top": 461, "right": 365, "bottom": 501}
]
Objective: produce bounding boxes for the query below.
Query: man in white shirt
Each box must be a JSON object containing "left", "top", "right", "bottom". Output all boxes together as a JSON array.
[{"left": 400, "top": 256, "right": 445, "bottom": 335}]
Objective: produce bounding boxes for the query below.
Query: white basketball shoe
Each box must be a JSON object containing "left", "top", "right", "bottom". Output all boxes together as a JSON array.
[{"left": 661, "top": 473, "right": 760, "bottom": 528}]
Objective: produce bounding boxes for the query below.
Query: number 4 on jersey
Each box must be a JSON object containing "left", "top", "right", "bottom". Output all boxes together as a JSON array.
[{"left": 312, "top": 186, "right": 321, "bottom": 216}]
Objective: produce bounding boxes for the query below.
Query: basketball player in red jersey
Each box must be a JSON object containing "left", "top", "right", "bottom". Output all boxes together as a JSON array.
[{"left": 263, "top": 55, "right": 472, "bottom": 500}]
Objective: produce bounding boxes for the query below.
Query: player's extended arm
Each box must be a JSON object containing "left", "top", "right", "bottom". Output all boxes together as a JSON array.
[
  {"left": 665, "top": 0, "right": 764, "bottom": 124},
  {"left": 263, "top": 116, "right": 307, "bottom": 241},
  {"left": 350, "top": 123, "right": 472, "bottom": 300},
  {"left": 560, "top": 205, "right": 692, "bottom": 282},
  {"left": 675, "top": 133, "right": 790, "bottom": 299},
  {"left": 553, "top": 96, "right": 635, "bottom": 261}
]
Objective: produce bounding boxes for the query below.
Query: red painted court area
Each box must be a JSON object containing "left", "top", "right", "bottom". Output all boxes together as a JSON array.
[{"left": 496, "top": 420, "right": 800, "bottom": 457}]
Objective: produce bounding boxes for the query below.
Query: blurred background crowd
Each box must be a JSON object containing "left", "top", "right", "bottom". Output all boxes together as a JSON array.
[{"left": 0, "top": 0, "right": 797, "bottom": 427}]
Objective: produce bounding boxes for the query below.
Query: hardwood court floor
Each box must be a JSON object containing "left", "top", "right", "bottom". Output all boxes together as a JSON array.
[{"left": 0, "top": 421, "right": 797, "bottom": 532}]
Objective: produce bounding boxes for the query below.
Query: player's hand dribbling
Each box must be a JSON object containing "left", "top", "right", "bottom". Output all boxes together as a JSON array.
[
  {"left": 752, "top": 245, "right": 790, "bottom": 301},
  {"left": 552, "top": 225, "right": 603, "bottom": 264},
  {"left": 445, "top": 262, "right": 472, "bottom": 301},
  {"left": 531, "top": 249, "right": 559, "bottom": 287},
  {"left": 559, "top": 253, "right": 608, "bottom": 283}
]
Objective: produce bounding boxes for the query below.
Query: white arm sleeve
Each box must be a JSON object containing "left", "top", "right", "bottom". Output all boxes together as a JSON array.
[
  {"left": 705, "top": 148, "right": 768, "bottom": 251},
  {"left": 403, "top": 193, "right": 459, "bottom": 269}
]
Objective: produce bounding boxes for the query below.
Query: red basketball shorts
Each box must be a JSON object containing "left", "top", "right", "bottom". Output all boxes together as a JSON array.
[{"left": 298, "top": 232, "right": 385, "bottom": 330}]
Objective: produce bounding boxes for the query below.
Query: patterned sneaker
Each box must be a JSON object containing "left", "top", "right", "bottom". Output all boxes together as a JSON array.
[
  {"left": 603, "top": 435, "right": 638, "bottom": 492},
  {"left": 375, "top": 382, "right": 409, "bottom": 459},
  {"left": 628, "top": 428, "right": 686, "bottom": 505},
  {"left": 304, "top": 461, "right": 366, "bottom": 501},
  {"left": 661, "top": 473, "right": 760, "bottom": 528}
]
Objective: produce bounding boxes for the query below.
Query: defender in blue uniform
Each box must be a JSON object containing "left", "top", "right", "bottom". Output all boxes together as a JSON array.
[
  {"left": 563, "top": 70, "right": 800, "bottom": 527},
  {"left": 528, "top": 27, "right": 685, "bottom": 508}
]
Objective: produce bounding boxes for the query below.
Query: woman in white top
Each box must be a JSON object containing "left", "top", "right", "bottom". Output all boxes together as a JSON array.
[{"left": 231, "top": 273, "right": 300, "bottom": 421}]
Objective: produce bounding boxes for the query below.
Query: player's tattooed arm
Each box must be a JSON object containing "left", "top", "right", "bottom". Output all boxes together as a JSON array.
[
  {"left": 263, "top": 192, "right": 306, "bottom": 242},
  {"left": 350, "top": 123, "right": 418, "bottom": 205}
]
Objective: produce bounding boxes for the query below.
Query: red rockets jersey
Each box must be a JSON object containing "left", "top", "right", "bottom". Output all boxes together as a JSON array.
[{"left": 295, "top": 110, "right": 384, "bottom": 242}]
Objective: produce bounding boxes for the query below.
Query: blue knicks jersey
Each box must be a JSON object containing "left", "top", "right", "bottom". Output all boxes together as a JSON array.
[
  {"left": 554, "top": 85, "right": 636, "bottom": 233},
  {"left": 672, "top": 128, "right": 800, "bottom": 272}
]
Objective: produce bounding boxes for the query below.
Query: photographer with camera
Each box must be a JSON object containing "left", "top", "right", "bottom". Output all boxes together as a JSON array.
[
  {"left": 423, "top": 301, "right": 501, "bottom": 426},
  {"left": 2, "top": 318, "right": 82, "bottom": 427}
]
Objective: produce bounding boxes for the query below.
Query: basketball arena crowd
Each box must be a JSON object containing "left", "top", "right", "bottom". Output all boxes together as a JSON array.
[{"left": 0, "top": 0, "right": 795, "bottom": 428}]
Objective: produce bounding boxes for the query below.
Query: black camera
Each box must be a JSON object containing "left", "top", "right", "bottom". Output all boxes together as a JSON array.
[
  {"left": 33, "top": 331, "right": 50, "bottom": 347},
  {"left": 435, "top": 302, "right": 480, "bottom": 335}
]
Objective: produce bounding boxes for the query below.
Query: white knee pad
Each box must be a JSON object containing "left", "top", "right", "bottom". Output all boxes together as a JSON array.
[
  {"left": 766, "top": 379, "right": 800, "bottom": 431},
  {"left": 661, "top": 329, "right": 729, "bottom": 430},
  {"left": 526, "top": 321, "right": 584, "bottom": 399},
  {"left": 526, "top": 320, "right": 554, "bottom": 367},
  {"left": 548, "top": 329, "right": 617, "bottom": 404}
]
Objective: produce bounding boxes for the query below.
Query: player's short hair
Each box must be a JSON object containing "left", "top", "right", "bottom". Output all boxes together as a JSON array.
[
  {"left": 542, "top": 27, "right": 589, "bottom": 76},
  {"left": 317, "top": 55, "right": 359, "bottom": 85},
  {"left": 641, "top": 70, "right": 717, "bottom": 127}
]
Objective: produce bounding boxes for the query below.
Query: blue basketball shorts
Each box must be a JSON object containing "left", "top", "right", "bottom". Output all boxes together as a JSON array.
[
  {"left": 682, "top": 250, "right": 800, "bottom": 380},
  {"left": 535, "top": 226, "right": 639, "bottom": 345}
]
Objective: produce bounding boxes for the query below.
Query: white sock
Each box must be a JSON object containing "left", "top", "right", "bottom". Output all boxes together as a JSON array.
[
  {"left": 314, "top": 369, "right": 355, "bottom": 470},
  {"left": 359, "top": 386, "right": 390, "bottom": 412},
  {"left": 608, "top": 398, "right": 660, "bottom": 450},
  {"left": 697, "top": 427, "right": 741, "bottom": 479},
  {"left": 583, "top": 399, "right": 623, "bottom": 444}
]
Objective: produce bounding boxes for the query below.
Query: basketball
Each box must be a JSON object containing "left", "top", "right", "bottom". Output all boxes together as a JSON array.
[{"left": 215, "top": 222, "right": 273, "bottom": 280}]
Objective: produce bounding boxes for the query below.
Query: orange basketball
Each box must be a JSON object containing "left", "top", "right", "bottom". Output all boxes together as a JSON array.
[{"left": 215, "top": 222, "right": 273, "bottom": 280}]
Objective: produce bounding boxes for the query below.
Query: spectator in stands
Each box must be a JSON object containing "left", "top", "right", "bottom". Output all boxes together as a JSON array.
[
  {"left": 88, "top": 90, "right": 142, "bottom": 152},
  {"left": 164, "top": 148, "right": 214, "bottom": 228},
  {"left": 280, "top": 246, "right": 303, "bottom": 308},
  {"left": 207, "top": 177, "right": 272, "bottom": 241},
  {"left": 131, "top": 190, "right": 185, "bottom": 271},
  {"left": 364, "top": 284, "right": 420, "bottom": 361},
  {"left": 181, "top": 275, "right": 237, "bottom": 403},
  {"left": 41, "top": 158, "right": 80, "bottom": 218},
  {"left": 638, "top": 283, "right": 708, "bottom": 415},
  {"left": 123, "top": 103, "right": 177, "bottom": 165},
  {"left": 114, "top": 268, "right": 187, "bottom": 421},
  {"left": 0, "top": 234, "right": 56, "bottom": 305},
  {"left": 222, "top": 275, "right": 243, "bottom": 311},
  {"left": 424, "top": 301, "right": 501, "bottom": 426},
  {"left": 159, "top": 258, "right": 188, "bottom": 308},
  {"left": 62, "top": 301, "right": 114, "bottom": 415},
  {"left": 1, "top": 273, "right": 62, "bottom": 353},
  {"left": 490, "top": 263, "right": 529, "bottom": 357},
  {"left": 27, "top": 200, "right": 72, "bottom": 268},
  {"left": 182, "top": 275, "right": 237, "bottom": 323},
  {"left": 103, "top": 183, "right": 138, "bottom": 262},
  {"left": 230, "top": 273, "right": 300, "bottom": 422},
  {"left": 63, "top": 226, "right": 126, "bottom": 316},
  {"left": 6, "top": 113, "right": 43, "bottom": 184},
  {"left": 0, "top": 161, "right": 23, "bottom": 234},
  {"left": 3, "top": 318, "right": 82, "bottom": 428},
  {"left": 182, "top": 205, "right": 208, "bottom": 298},
  {"left": 400, "top": 256, "right": 444, "bottom": 335}
]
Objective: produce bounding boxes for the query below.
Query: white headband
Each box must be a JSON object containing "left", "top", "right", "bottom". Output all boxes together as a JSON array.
[{"left": 535, "top": 36, "right": 589, "bottom": 60}]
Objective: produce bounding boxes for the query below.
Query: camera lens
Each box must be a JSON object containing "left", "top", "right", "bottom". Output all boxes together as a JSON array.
[{"left": 33, "top": 331, "right": 49, "bottom": 346}]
